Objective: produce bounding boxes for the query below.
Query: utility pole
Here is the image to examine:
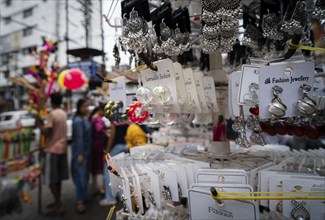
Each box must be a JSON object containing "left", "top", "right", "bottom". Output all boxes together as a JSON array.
[
  {"left": 65, "top": 0, "right": 69, "bottom": 64},
  {"left": 100, "top": 0, "right": 105, "bottom": 64},
  {"left": 78, "top": 0, "right": 92, "bottom": 48}
]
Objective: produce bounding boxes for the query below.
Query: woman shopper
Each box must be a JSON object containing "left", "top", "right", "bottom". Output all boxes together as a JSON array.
[
  {"left": 89, "top": 103, "right": 107, "bottom": 194},
  {"left": 99, "top": 123, "right": 129, "bottom": 206},
  {"left": 71, "top": 99, "right": 91, "bottom": 213}
]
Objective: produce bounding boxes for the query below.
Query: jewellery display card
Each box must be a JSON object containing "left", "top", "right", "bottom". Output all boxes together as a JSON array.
[
  {"left": 188, "top": 188, "right": 259, "bottom": 220},
  {"left": 173, "top": 62, "right": 190, "bottom": 112},
  {"left": 121, "top": 167, "right": 133, "bottom": 213},
  {"left": 140, "top": 58, "right": 180, "bottom": 113},
  {"left": 282, "top": 178, "right": 325, "bottom": 219},
  {"left": 181, "top": 163, "right": 195, "bottom": 187},
  {"left": 229, "top": 71, "right": 251, "bottom": 117},
  {"left": 268, "top": 173, "right": 321, "bottom": 213},
  {"left": 182, "top": 68, "right": 202, "bottom": 113},
  {"left": 238, "top": 65, "right": 260, "bottom": 105},
  {"left": 259, "top": 61, "right": 315, "bottom": 119},
  {"left": 167, "top": 164, "right": 189, "bottom": 198},
  {"left": 109, "top": 76, "right": 127, "bottom": 112},
  {"left": 131, "top": 166, "right": 144, "bottom": 214},
  {"left": 159, "top": 165, "right": 180, "bottom": 202},
  {"left": 143, "top": 165, "right": 162, "bottom": 208},
  {"left": 202, "top": 76, "right": 219, "bottom": 113},
  {"left": 250, "top": 162, "right": 273, "bottom": 192},
  {"left": 194, "top": 71, "right": 210, "bottom": 113}
]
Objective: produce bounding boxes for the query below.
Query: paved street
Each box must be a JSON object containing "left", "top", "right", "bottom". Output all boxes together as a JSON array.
[
  {"left": 3, "top": 149, "right": 120, "bottom": 220},
  {"left": 3, "top": 177, "right": 119, "bottom": 220}
]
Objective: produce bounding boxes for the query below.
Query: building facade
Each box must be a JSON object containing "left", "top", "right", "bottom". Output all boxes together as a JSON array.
[{"left": 0, "top": 0, "right": 103, "bottom": 111}]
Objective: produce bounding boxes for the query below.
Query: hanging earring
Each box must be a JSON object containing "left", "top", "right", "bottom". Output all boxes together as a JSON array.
[
  {"left": 291, "top": 200, "right": 310, "bottom": 220},
  {"left": 268, "top": 86, "right": 287, "bottom": 118},
  {"left": 313, "top": 0, "right": 325, "bottom": 19},
  {"left": 152, "top": 85, "right": 173, "bottom": 111},
  {"left": 121, "top": 194, "right": 128, "bottom": 212},
  {"left": 147, "top": 190, "right": 156, "bottom": 206},
  {"left": 244, "top": 83, "right": 259, "bottom": 106},
  {"left": 296, "top": 83, "right": 317, "bottom": 116},
  {"left": 162, "top": 185, "right": 172, "bottom": 201}
]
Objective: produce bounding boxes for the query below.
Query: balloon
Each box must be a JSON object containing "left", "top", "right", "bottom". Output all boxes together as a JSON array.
[
  {"left": 58, "top": 70, "right": 68, "bottom": 89},
  {"left": 58, "top": 68, "right": 88, "bottom": 90}
]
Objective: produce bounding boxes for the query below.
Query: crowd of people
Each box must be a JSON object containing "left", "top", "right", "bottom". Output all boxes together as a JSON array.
[{"left": 40, "top": 92, "right": 148, "bottom": 215}]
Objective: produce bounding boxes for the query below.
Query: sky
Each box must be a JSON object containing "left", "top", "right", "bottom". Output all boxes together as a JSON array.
[{"left": 102, "top": 0, "right": 130, "bottom": 70}]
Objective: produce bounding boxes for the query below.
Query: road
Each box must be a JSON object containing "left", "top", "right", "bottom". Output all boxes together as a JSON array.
[{"left": 2, "top": 149, "right": 120, "bottom": 220}]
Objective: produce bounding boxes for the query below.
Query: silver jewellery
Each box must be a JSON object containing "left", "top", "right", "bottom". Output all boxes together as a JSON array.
[
  {"left": 121, "top": 194, "right": 128, "bottom": 212},
  {"left": 268, "top": 86, "right": 287, "bottom": 118},
  {"left": 147, "top": 189, "right": 157, "bottom": 206},
  {"left": 244, "top": 83, "right": 259, "bottom": 106},
  {"left": 152, "top": 21, "right": 191, "bottom": 56},
  {"left": 242, "top": 24, "right": 261, "bottom": 50},
  {"left": 276, "top": 201, "right": 283, "bottom": 213},
  {"left": 152, "top": 85, "right": 173, "bottom": 111},
  {"left": 162, "top": 185, "right": 172, "bottom": 201},
  {"left": 201, "top": 0, "right": 240, "bottom": 54},
  {"left": 262, "top": 13, "right": 283, "bottom": 41},
  {"left": 120, "top": 8, "right": 149, "bottom": 53},
  {"left": 291, "top": 200, "right": 310, "bottom": 220},
  {"left": 296, "top": 84, "right": 317, "bottom": 116},
  {"left": 281, "top": 1, "right": 307, "bottom": 35},
  {"left": 232, "top": 116, "right": 251, "bottom": 148},
  {"left": 313, "top": 0, "right": 325, "bottom": 20},
  {"left": 247, "top": 115, "right": 265, "bottom": 146}
]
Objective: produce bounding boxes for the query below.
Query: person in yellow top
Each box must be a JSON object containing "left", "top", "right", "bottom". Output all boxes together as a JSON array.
[{"left": 125, "top": 123, "right": 147, "bottom": 149}]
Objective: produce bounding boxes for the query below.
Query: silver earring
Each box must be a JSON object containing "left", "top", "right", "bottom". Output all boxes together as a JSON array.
[
  {"left": 162, "top": 185, "right": 172, "bottom": 200},
  {"left": 147, "top": 190, "right": 156, "bottom": 206},
  {"left": 296, "top": 83, "right": 317, "bottom": 116},
  {"left": 291, "top": 200, "right": 310, "bottom": 220},
  {"left": 268, "top": 86, "right": 287, "bottom": 118}
]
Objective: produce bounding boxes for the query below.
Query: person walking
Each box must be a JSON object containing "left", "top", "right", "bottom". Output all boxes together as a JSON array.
[
  {"left": 89, "top": 103, "right": 107, "bottom": 194},
  {"left": 99, "top": 123, "right": 128, "bottom": 206},
  {"left": 40, "top": 92, "right": 69, "bottom": 216},
  {"left": 71, "top": 99, "right": 91, "bottom": 213}
]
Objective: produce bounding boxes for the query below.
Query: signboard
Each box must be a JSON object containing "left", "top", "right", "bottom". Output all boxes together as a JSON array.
[{"left": 67, "top": 60, "right": 100, "bottom": 77}]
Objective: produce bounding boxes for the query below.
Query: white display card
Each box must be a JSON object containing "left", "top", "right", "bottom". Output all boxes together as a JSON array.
[
  {"left": 109, "top": 76, "right": 127, "bottom": 112},
  {"left": 259, "top": 61, "right": 315, "bottom": 119},
  {"left": 189, "top": 188, "right": 259, "bottom": 220},
  {"left": 268, "top": 173, "right": 321, "bottom": 213},
  {"left": 167, "top": 164, "right": 189, "bottom": 198},
  {"left": 130, "top": 166, "right": 144, "bottom": 214},
  {"left": 250, "top": 162, "right": 273, "bottom": 192},
  {"left": 159, "top": 165, "right": 180, "bottom": 202},
  {"left": 194, "top": 71, "right": 209, "bottom": 113},
  {"left": 202, "top": 76, "right": 219, "bottom": 112},
  {"left": 140, "top": 58, "right": 180, "bottom": 113},
  {"left": 121, "top": 167, "right": 133, "bottom": 213},
  {"left": 229, "top": 71, "right": 251, "bottom": 117},
  {"left": 282, "top": 178, "right": 325, "bottom": 219},
  {"left": 173, "top": 62, "right": 190, "bottom": 112},
  {"left": 183, "top": 68, "right": 202, "bottom": 113},
  {"left": 238, "top": 65, "right": 260, "bottom": 105}
]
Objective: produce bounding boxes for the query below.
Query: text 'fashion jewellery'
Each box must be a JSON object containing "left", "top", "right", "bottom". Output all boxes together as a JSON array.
[
  {"left": 268, "top": 86, "right": 287, "bottom": 118},
  {"left": 296, "top": 83, "right": 317, "bottom": 116}
]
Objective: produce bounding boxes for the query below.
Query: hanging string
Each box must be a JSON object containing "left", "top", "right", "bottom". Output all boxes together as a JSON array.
[
  {"left": 210, "top": 189, "right": 325, "bottom": 201},
  {"left": 288, "top": 40, "right": 325, "bottom": 52}
]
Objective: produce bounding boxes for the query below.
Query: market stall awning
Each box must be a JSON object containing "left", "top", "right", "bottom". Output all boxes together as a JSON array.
[{"left": 67, "top": 48, "right": 105, "bottom": 60}]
